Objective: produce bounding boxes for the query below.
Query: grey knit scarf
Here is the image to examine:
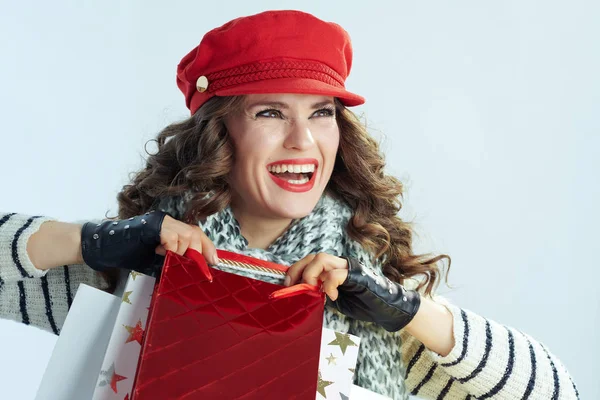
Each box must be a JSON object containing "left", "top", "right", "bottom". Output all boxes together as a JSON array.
[{"left": 160, "top": 193, "right": 408, "bottom": 399}]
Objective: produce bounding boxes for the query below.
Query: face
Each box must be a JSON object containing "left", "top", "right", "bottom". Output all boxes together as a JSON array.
[{"left": 225, "top": 93, "right": 340, "bottom": 220}]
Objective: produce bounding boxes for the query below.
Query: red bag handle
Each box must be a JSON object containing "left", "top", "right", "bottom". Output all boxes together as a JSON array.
[
  {"left": 183, "top": 248, "right": 213, "bottom": 282},
  {"left": 182, "top": 248, "right": 321, "bottom": 299},
  {"left": 269, "top": 283, "right": 322, "bottom": 300}
]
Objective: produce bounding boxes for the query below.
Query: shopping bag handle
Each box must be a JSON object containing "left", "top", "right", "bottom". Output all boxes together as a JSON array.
[
  {"left": 183, "top": 248, "right": 214, "bottom": 282},
  {"left": 182, "top": 248, "right": 321, "bottom": 300},
  {"left": 269, "top": 283, "right": 322, "bottom": 300}
]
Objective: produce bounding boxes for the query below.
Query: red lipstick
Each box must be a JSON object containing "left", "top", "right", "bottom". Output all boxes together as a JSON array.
[{"left": 267, "top": 158, "right": 318, "bottom": 193}]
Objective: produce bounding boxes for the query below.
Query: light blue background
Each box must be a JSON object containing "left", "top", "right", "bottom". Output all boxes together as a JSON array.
[{"left": 0, "top": 1, "right": 598, "bottom": 398}]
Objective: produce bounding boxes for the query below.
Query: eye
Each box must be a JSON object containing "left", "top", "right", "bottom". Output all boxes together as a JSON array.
[
  {"left": 256, "top": 109, "right": 283, "bottom": 119},
  {"left": 312, "top": 107, "right": 335, "bottom": 118}
]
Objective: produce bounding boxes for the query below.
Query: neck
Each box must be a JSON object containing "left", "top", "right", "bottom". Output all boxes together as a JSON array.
[{"left": 230, "top": 204, "right": 293, "bottom": 250}]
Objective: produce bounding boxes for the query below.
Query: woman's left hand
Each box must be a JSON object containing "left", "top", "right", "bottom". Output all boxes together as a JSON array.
[
  {"left": 284, "top": 253, "right": 349, "bottom": 301},
  {"left": 285, "top": 252, "right": 421, "bottom": 332}
]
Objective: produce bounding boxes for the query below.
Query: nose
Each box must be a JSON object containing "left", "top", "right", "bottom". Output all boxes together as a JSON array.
[{"left": 283, "top": 119, "right": 315, "bottom": 151}]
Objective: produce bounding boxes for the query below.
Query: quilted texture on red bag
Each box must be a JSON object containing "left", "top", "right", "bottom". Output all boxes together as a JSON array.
[{"left": 132, "top": 251, "right": 325, "bottom": 400}]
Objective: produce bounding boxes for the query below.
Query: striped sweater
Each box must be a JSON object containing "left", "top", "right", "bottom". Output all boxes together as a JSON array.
[{"left": 0, "top": 212, "right": 579, "bottom": 399}]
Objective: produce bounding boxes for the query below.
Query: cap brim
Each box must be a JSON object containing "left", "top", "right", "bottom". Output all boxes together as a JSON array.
[{"left": 214, "top": 77, "right": 365, "bottom": 107}]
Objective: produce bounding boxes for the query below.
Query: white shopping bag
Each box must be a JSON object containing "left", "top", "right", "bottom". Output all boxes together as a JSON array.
[
  {"left": 92, "top": 272, "right": 155, "bottom": 399},
  {"left": 34, "top": 284, "right": 121, "bottom": 400},
  {"left": 318, "top": 329, "right": 361, "bottom": 400},
  {"left": 35, "top": 271, "right": 156, "bottom": 400},
  {"left": 317, "top": 329, "right": 392, "bottom": 400}
]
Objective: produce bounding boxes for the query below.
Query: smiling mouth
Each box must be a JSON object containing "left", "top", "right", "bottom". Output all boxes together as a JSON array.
[{"left": 266, "top": 163, "right": 316, "bottom": 185}]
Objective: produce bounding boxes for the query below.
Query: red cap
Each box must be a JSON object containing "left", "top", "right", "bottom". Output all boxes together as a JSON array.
[{"left": 176, "top": 10, "right": 365, "bottom": 115}]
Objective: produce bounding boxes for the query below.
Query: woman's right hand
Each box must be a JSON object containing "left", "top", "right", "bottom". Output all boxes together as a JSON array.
[
  {"left": 80, "top": 210, "right": 218, "bottom": 274},
  {"left": 155, "top": 214, "right": 218, "bottom": 264}
]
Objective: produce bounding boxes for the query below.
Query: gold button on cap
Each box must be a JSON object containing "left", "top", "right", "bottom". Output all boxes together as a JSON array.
[{"left": 196, "top": 76, "right": 209, "bottom": 93}]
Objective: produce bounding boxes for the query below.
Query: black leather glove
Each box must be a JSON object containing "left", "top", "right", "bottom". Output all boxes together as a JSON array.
[
  {"left": 81, "top": 210, "right": 169, "bottom": 275},
  {"left": 328, "top": 257, "right": 421, "bottom": 332}
]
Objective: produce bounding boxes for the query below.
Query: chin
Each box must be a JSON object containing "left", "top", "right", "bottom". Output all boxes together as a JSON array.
[{"left": 266, "top": 194, "right": 322, "bottom": 219}]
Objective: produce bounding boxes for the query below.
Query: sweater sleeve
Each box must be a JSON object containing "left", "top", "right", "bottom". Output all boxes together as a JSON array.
[
  {"left": 400, "top": 298, "right": 579, "bottom": 399},
  {"left": 0, "top": 212, "right": 56, "bottom": 284},
  {"left": 0, "top": 212, "right": 114, "bottom": 334}
]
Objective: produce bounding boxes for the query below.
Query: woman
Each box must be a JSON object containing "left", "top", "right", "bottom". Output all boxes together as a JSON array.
[{"left": 0, "top": 10, "right": 578, "bottom": 400}]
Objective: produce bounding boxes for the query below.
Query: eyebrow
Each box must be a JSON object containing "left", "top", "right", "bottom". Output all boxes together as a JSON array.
[{"left": 245, "top": 100, "right": 335, "bottom": 110}]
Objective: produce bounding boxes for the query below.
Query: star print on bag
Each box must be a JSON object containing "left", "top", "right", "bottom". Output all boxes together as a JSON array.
[
  {"left": 328, "top": 332, "right": 358, "bottom": 355},
  {"left": 318, "top": 328, "right": 361, "bottom": 400},
  {"left": 130, "top": 271, "right": 142, "bottom": 280},
  {"left": 121, "top": 290, "right": 133, "bottom": 304},
  {"left": 326, "top": 353, "right": 337, "bottom": 365},
  {"left": 123, "top": 319, "right": 145, "bottom": 345},
  {"left": 97, "top": 363, "right": 127, "bottom": 393},
  {"left": 317, "top": 370, "right": 334, "bottom": 398},
  {"left": 92, "top": 272, "right": 156, "bottom": 399}
]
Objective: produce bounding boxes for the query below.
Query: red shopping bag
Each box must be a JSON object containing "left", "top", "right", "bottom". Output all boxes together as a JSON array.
[{"left": 131, "top": 249, "right": 325, "bottom": 400}]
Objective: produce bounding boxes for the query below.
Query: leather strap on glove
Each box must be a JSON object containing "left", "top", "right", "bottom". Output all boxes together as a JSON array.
[
  {"left": 330, "top": 257, "right": 421, "bottom": 332},
  {"left": 81, "top": 210, "right": 168, "bottom": 274}
]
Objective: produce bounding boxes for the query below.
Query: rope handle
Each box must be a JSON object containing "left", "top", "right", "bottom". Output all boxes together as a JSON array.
[{"left": 182, "top": 248, "right": 321, "bottom": 299}]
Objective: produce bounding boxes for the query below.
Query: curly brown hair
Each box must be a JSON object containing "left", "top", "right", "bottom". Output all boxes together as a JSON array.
[{"left": 117, "top": 96, "right": 449, "bottom": 296}]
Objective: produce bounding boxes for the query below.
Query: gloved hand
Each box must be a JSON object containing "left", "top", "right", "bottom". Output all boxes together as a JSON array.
[
  {"left": 80, "top": 210, "right": 218, "bottom": 276},
  {"left": 285, "top": 253, "right": 421, "bottom": 332},
  {"left": 330, "top": 257, "right": 421, "bottom": 332},
  {"left": 80, "top": 211, "right": 168, "bottom": 275}
]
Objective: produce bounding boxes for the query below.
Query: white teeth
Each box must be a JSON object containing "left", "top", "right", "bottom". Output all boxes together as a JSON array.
[
  {"left": 268, "top": 163, "right": 316, "bottom": 174},
  {"left": 287, "top": 177, "right": 310, "bottom": 184}
]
